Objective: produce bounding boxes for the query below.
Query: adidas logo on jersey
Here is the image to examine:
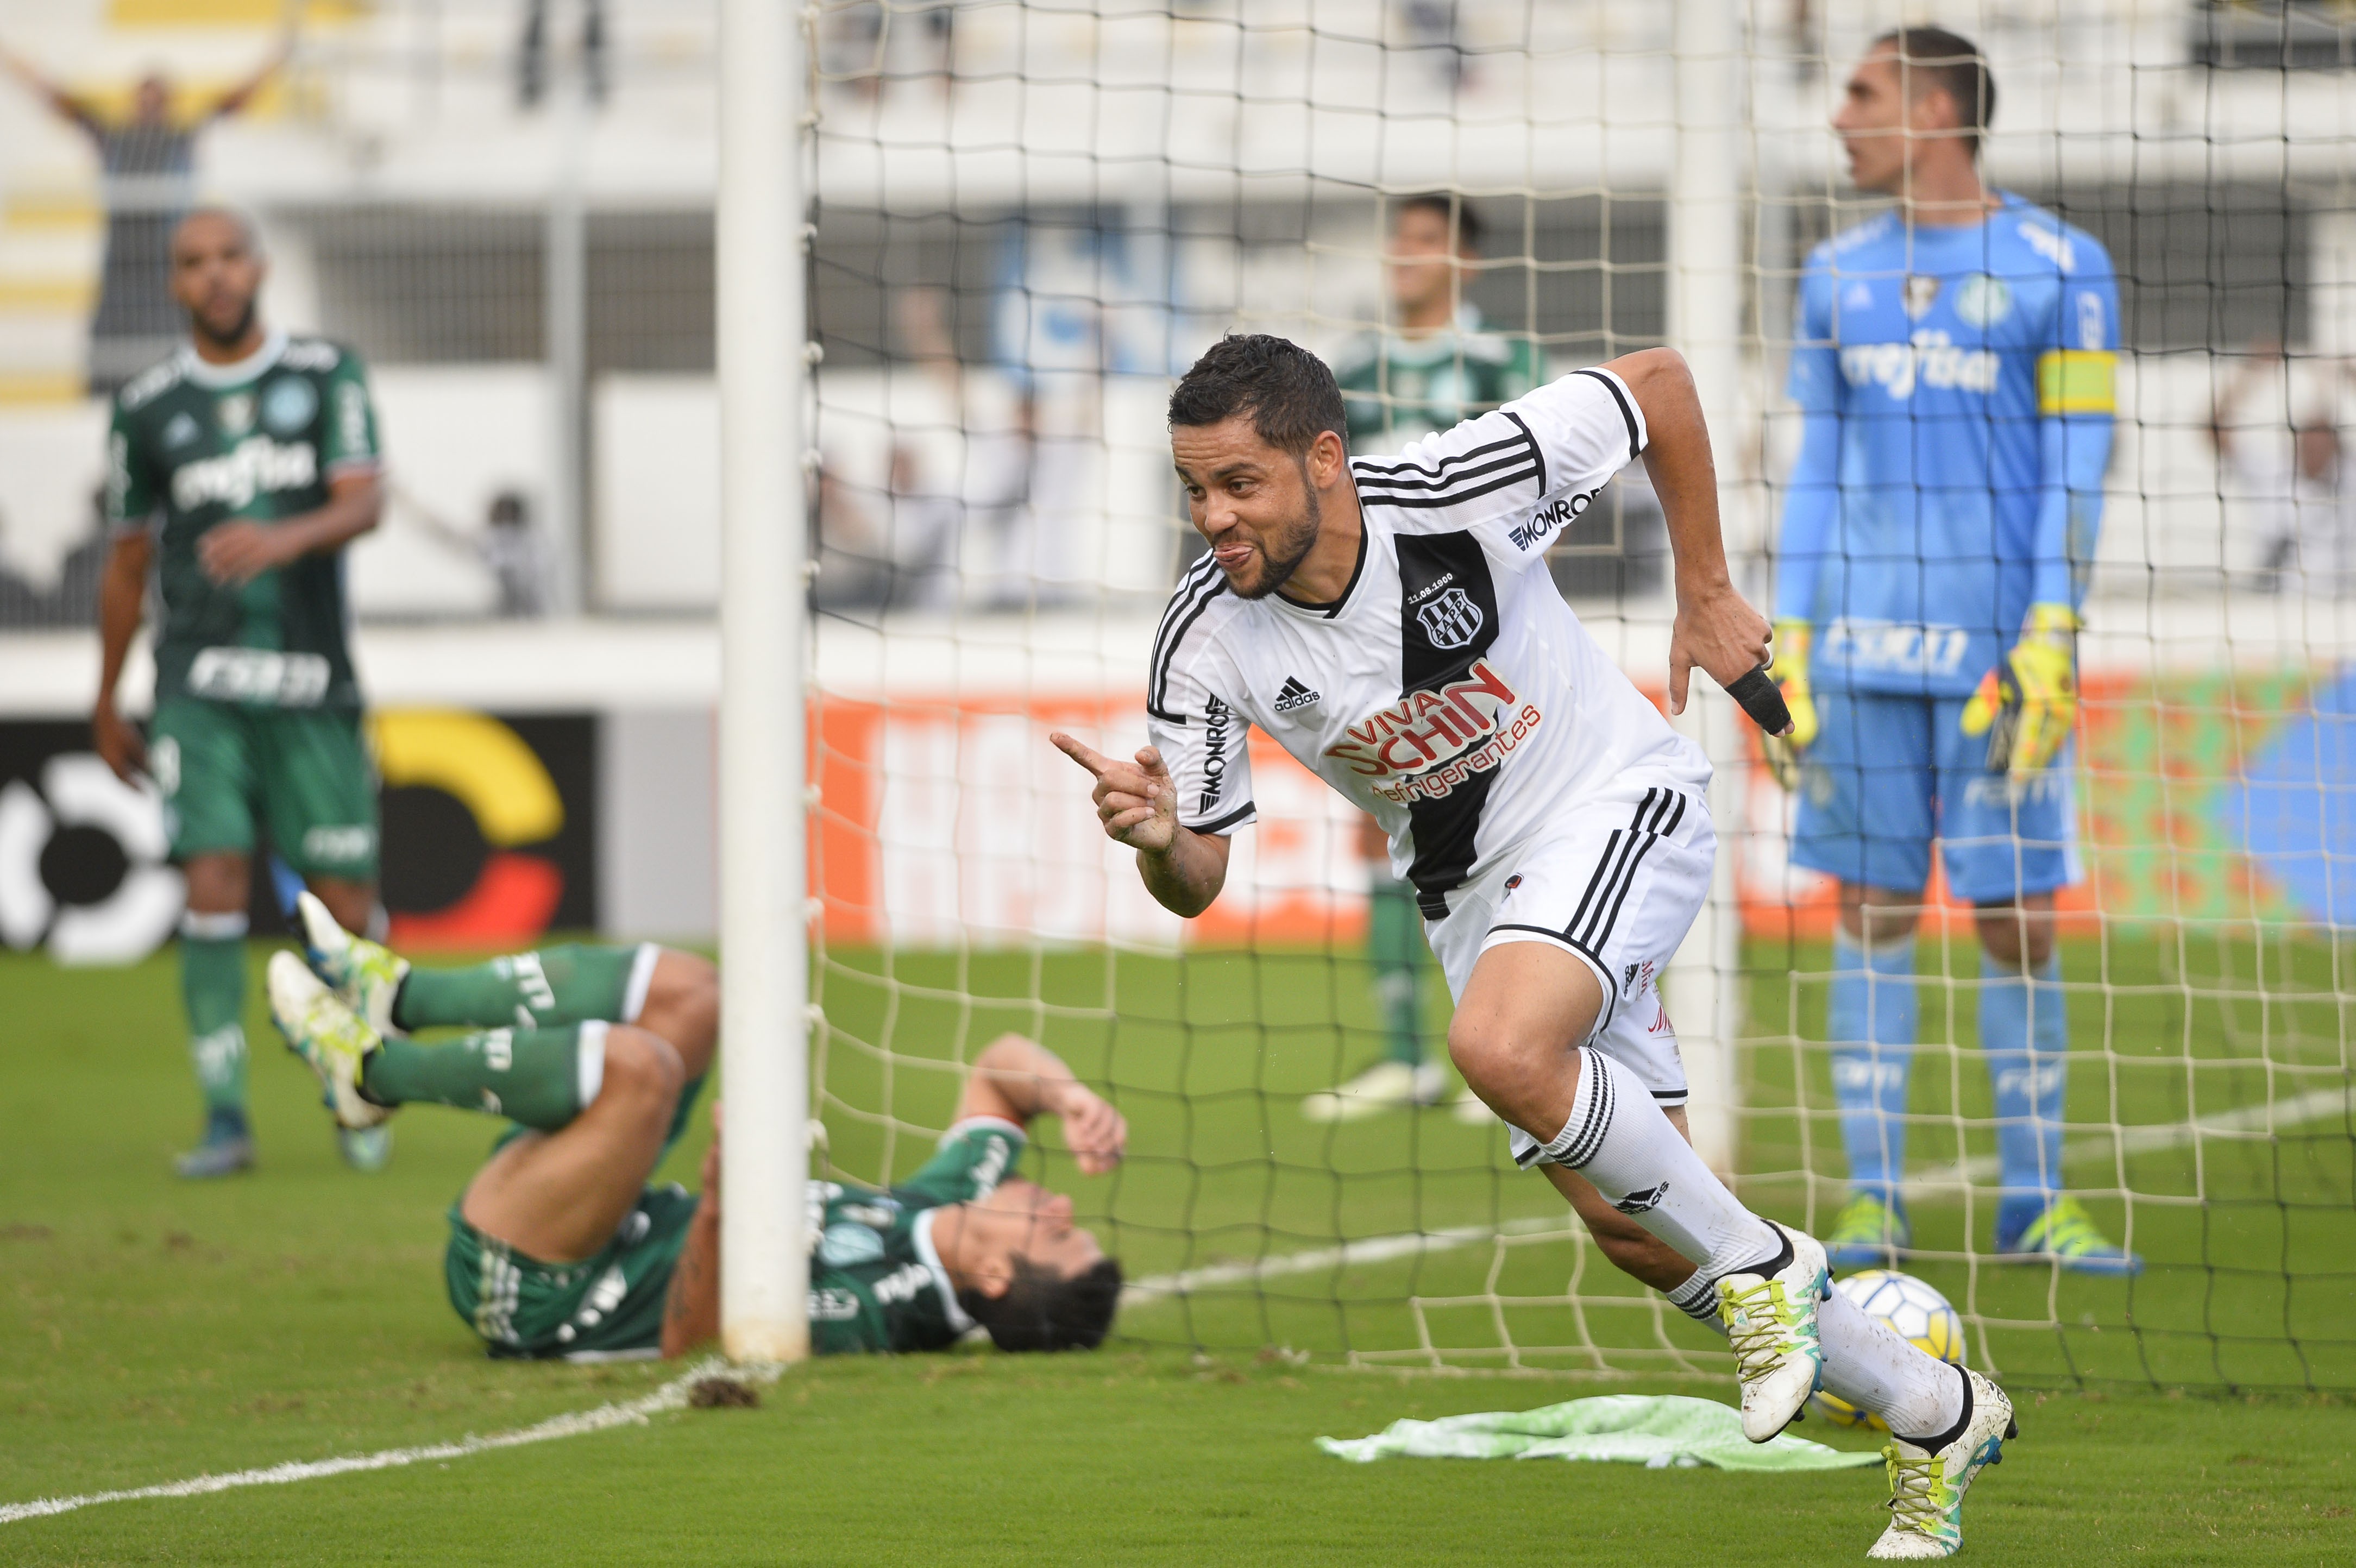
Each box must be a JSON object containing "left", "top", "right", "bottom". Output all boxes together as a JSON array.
[{"left": 1273, "top": 677, "right": 1321, "bottom": 713}]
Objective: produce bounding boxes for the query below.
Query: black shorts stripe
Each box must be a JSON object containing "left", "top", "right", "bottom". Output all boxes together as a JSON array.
[
  {"left": 1572, "top": 796, "right": 1656, "bottom": 950},
  {"left": 1574, "top": 367, "right": 1642, "bottom": 461},
  {"left": 1486, "top": 924, "right": 1618, "bottom": 1021}
]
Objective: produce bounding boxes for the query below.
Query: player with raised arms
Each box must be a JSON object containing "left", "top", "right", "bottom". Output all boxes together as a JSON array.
[
  {"left": 92, "top": 206, "right": 387, "bottom": 1179},
  {"left": 1054, "top": 334, "right": 2011, "bottom": 1557},
  {"left": 267, "top": 896, "right": 1127, "bottom": 1360},
  {"left": 1766, "top": 28, "right": 2135, "bottom": 1276}
]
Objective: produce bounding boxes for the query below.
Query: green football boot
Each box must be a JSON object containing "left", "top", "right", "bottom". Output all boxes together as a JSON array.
[
  {"left": 296, "top": 891, "right": 409, "bottom": 1038},
  {"left": 1826, "top": 1191, "right": 1911, "bottom": 1273},
  {"left": 267, "top": 951, "right": 391, "bottom": 1131},
  {"left": 1868, "top": 1368, "right": 2017, "bottom": 1559},
  {"left": 1996, "top": 1195, "right": 2143, "bottom": 1276}
]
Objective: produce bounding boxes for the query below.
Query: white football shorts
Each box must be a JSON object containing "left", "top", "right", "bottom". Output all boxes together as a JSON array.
[{"left": 1420, "top": 783, "right": 1716, "bottom": 1168}]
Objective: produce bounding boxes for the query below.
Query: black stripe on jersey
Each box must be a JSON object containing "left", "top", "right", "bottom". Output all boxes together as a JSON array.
[
  {"left": 1574, "top": 368, "right": 1642, "bottom": 462},
  {"left": 1353, "top": 441, "right": 1537, "bottom": 499},
  {"left": 1396, "top": 531, "right": 1504, "bottom": 917},
  {"left": 1353, "top": 432, "right": 1525, "bottom": 479},
  {"left": 1191, "top": 800, "right": 1256, "bottom": 835},
  {"left": 1502, "top": 411, "right": 1545, "bottom": 495},
  {"left": 1355, "top": 465, "right": 1540, "bottom": 512},
  {"left": 1146, "top": 556, "right": 1226, "bottom": 723}
]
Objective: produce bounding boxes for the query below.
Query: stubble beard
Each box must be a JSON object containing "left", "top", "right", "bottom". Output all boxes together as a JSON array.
[
  {"left": 191, "top": 296, "right": 258, "bottom": 355},
  {"left": 1224, "top": 464, "right": 1322, "bottom": 602}
]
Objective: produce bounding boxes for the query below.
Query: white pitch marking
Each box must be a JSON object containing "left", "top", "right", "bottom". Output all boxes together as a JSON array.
[
  {"left": 1901, "top": 1083, "right": 2351, "bottom": 1200},
  {"left": 0, "top": 1357, "right": 773, "bottom": 1528},
  {"left": 1125, "top": 1087, "right": 2351, "bottom": 1303}
]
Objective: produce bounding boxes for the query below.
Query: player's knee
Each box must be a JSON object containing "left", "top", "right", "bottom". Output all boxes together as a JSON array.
[
  {"left": 182, "top": 853, "right": 249, "bottom": 912},
  {"left": 1446, "top": 1009, "right": 1535, "bottom": 1097},
  {"left": 600, "top": 1024, "right": 686, "bottom": 1111},
  {"left": 1974, "top": 905, "right": 2053, "bottom": 969},
  {"left": 646, "top": 949, "right": 719, "bottom": 1044}
]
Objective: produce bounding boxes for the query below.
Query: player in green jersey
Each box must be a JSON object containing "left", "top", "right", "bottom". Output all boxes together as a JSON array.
[
  {"left": 91, "top": 207, "right": 387, "bottom": 1179},
  {"left": 272, "top": 895, "right": 1128, "bottom": 1360},
  {"left": 1305, "top": 194, "right": 1542, "bottom": 1125}
]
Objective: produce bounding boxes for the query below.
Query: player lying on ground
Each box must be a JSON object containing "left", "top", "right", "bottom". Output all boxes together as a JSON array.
[
  {"left": 1056, "top": 335, "right": 2011, "bottom": 1559},
  {"left": 1768, "top": 27, "right": 2135, "bottom": 1274},
  {"left": 267, "top": 895, "right": 1127, "bottom": 1359}
]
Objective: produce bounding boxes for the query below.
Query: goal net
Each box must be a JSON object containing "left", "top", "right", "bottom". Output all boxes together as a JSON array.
[{"left": 797, "top": 0, "right": 2354, "bottom": 1390}]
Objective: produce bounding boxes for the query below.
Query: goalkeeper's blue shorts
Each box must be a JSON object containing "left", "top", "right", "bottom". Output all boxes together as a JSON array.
[{"left": 1789, "top": 690, "right": 2079, "bottom": 904}]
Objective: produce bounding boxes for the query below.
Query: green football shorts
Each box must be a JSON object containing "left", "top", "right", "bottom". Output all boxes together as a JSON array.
[
  {"left": 444, "top": 1183, "right": 700, "bottom": 1360},
  {"left": 149, "top": 697, "right": 379, "bottom": 878}
]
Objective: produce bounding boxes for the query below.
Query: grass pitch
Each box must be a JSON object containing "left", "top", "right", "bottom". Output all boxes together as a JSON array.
[{"left": 4, "top": 944, "right": 2353, "bottom": 1564}]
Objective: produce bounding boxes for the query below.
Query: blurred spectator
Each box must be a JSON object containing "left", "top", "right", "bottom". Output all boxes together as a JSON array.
[
  {"left": 398, "top": 486, "right": 551, "bottom": 619},
  {"left": 519, "top": 0, "right": 608, "bottom": 109},
  {"left": 0, "top": 486, "right": 108, "bottom": 631},
  {"left": 2210, "top": 343, "right": 2356, "bottom": 594},
  {"left": 0, "top": 32, "right": 292, "bottom": 394}
]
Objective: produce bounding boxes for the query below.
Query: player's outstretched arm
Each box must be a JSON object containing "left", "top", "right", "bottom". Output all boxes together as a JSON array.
[
  {"left": 1050, "top": 732, "right": 1232, "bottom": 917},
  {"left": 1601, "top": 347, "right": 1781, "bottom": 729},
  {"left": 957, "top": 1033, "right": 1126, "bottom": 1175}
]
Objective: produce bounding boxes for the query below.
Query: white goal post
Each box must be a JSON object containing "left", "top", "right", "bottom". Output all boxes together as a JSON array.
[{"left": 717, "top": 0, "right": 811, "bottom": 1365}]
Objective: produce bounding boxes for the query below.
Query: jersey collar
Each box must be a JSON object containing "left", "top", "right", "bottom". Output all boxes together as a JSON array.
[
  {"left": 910, "top": 1206, "right": 979, "bottom": 1336},
  {"left": 178, "top": 327, "right": 288, "bottom": 389}
]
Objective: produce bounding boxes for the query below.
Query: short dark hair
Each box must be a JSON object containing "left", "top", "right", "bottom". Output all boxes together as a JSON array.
[
  {"left": 1875, "top": 26, "right": 1995, "bottom": 158},
  {"left": 957, "top": 1255, "right": 1124, "bottom": 1352},
  {"left": 1167, "top": 333, "right": 1347, "bottom": 458},
  {"left": 1393, "top": 192, "right": 1482, "bottom": 255}
]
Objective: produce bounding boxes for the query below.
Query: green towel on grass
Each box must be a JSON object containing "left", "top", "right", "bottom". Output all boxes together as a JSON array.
[{"left": 1317, "top": 1395, "right": 1882, "bottom": 1471}]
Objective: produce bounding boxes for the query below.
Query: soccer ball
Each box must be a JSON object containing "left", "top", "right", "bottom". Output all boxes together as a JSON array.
[{"left": 1808, "top": 1270, "right": 1965, "bottom": 1432}]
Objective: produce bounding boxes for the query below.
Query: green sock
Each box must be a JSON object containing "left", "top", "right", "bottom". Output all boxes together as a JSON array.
[
  {"left": 179, "top": 916, "right": 250, "bottom": 1123},
  {"left": 1368, "top": 880, "right": 1428, "bottom": 1068},
  {"left": 361, "top": 1023, "right": 599, "bottom": 1130},
  {"left": 393, "top": 944, "right": 650, "bottom": 1031}
]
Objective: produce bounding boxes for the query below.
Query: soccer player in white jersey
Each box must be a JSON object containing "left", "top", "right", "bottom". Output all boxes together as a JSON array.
[{"left": 1055, "top": 335, "right": 2014, "bottom": 1557}]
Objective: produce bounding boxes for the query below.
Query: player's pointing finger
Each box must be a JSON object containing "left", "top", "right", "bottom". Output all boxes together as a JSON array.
[{"left": 1049, "top": 732, "right": 1111, "bottom": 778}]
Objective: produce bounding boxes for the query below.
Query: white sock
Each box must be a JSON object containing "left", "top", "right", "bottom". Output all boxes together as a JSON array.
[
  {"left": 1539, "top": 1046, "right": 1781, "bottom": 1281},
  {"left": 1816, "top": 1287, "right": 1967, "bottom": 1440}
]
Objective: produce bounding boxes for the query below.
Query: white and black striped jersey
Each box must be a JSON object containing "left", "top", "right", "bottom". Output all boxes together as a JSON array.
[{"left": 1146, "top": 367, "right": 1710, "bottom": 920}]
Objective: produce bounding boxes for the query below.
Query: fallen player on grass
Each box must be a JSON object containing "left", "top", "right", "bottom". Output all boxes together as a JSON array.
[{"left": 267, "top": 894, "right": 1125, "bottom": 1361}]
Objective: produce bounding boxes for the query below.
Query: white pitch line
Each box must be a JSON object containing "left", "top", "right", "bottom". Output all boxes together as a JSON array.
[
  {"left": 1124, "top": 1217, "right": 1569, "bottom": 1303},
  {"left": 1126, "top": 1087, "right": 2352, "bottom": 1303},
  {"left": 1901, "top": 1083, "right": 2351, "bottom": 1200},
  {"left": 0, "top": 1357, "right": 772, "bottom": 1528}
]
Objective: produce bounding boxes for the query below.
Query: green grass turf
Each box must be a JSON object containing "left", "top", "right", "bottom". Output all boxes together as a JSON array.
[{"left": 3, "top": 942, "right": 2353, "bottom": 1563}]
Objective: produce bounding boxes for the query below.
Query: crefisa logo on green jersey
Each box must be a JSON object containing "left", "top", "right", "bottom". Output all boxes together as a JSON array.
[{"left": 171, "top": 434, "right": 318, "bottom": 510}]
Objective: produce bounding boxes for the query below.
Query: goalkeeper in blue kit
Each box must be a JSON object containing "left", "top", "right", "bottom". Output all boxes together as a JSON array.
[{"left": 1769, "top": 27, "right": 2137, "bottom": 1274}]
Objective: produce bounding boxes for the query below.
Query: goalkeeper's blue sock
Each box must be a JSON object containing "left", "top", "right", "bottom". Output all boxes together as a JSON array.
[
  {"left": 1829, "top": 929, "right": 1917, "bottom": 1204},
  {"left": 1982, "top": 950, "right": 2069, "bottom": 1244}
]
